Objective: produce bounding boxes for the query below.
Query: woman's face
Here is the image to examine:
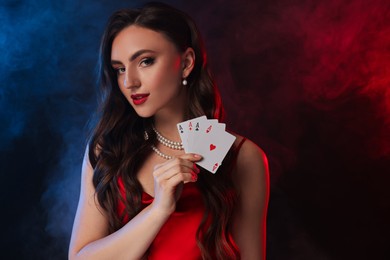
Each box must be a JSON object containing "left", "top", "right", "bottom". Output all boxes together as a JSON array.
[{"left": 111, "top": 25, "right": 192, "bottom": 119}]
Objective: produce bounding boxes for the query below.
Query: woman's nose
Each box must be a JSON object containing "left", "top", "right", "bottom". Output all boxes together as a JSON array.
[{"left": 123, "top": 70, "right": 140, "bottom": 89}]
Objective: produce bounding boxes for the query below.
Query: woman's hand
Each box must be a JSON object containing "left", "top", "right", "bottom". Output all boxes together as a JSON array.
[{"left": 151, "top": 153, "right": 201, "bottom": 216}]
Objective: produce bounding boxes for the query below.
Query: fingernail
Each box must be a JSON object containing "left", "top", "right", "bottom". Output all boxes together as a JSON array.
[
  {"left": 193, "top": 154, "right": 202, "bottom": 158},
  {"left": 191, "top": 171, "right": 198, "bottom": 181}
]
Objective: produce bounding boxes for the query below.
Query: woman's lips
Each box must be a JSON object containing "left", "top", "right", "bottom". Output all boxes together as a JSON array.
[{"left": 130, "top": 93, "right": 150, "bottom": 105}]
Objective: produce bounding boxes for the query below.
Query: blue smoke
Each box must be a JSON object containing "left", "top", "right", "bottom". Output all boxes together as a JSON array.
[{"left": 0, "top": 0, "right": 147, "bottom": 258}]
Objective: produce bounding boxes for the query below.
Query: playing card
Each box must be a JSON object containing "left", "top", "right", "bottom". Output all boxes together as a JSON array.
[
  {"left": 192, "top": 128, "right": 236, "bottom": 174},
  {"left": 187, "top": 117, "right": 220, "bottom": 152},
  {"left": 177, "top": 116, "right": 235, "bottom": 173},
  {"left": 177, "top": 116, "right": 206, "bottom": 151}
]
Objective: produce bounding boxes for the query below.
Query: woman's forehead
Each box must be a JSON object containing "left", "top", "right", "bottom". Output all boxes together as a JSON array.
[{"left": 111, "top": 25, "right": 177, "bottom": 60}]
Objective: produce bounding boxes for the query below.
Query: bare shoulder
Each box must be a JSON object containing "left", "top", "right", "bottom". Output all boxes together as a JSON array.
[
  {"left": 233, "top": 134, "right": 269, "bottom": 177},
  {"left": 230, "top": 134, "right": 269, "bottom": 259},
  {"left": 232, "top": 134, "right": 269, "bottom": 195}
]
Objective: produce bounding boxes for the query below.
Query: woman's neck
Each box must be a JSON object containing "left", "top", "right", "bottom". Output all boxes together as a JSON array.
[{"left": 153, "top": 113, "right": 184, "bottom": 143}]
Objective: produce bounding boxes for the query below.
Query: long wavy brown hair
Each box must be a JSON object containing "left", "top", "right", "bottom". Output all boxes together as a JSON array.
[{"left": 88, "top": 2, "right": 240, "bottom": 259}]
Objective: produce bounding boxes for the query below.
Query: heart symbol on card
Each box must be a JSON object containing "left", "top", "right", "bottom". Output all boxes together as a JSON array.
[{"left": 210, "top": 144, "right": 216, "bottom": 151}]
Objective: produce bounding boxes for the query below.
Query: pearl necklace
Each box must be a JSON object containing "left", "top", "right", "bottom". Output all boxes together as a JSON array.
[
  {"left": 152, "top": 127, "right": 183, "bottom": 150},
  {"left": 151, "top": 145, "right": 173, "bottom": 160},
  {"left": 144, "top": 127, "right": 184, "bottom": 160}
]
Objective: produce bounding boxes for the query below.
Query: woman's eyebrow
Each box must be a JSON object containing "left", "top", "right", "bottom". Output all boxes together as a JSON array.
[{"left": 111, "top": 49, "right": 156, "bottom": 65}]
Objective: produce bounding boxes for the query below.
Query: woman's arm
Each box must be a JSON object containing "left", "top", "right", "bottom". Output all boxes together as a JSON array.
[
  {"left": 232, "top": 138, "right": 270, "bottom": 260},
  {"left": 68, "top": 147, "right": 200, "bottom": 260}
]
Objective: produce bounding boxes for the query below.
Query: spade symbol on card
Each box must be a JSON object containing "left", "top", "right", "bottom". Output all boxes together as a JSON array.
[
  {"left": 195, "top": 123, "right": 199, "bottom": 131},
  {"left": 179, "top": 125, "right": 183, "bottom": 133},
  {"left": 210, "top": 144, "right": 216, "bottom": 151}
]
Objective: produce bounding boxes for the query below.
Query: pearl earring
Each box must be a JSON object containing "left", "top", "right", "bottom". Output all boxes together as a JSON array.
[{"left": 182, "top": 78, "right": 188, "bottom": 86}]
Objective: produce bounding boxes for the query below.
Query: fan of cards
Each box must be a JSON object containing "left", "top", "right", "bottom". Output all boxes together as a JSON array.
[{"left": 177, "top": 116, "right": 236, "bottom": 174}]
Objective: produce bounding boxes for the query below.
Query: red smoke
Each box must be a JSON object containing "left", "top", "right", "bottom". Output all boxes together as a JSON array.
[
  {"left": 188, "top": 1, "right": 390, "bottom": 257},
  {"left": 296, "top": 0, "right": 390, "bottom": 157},
  {"left": 190, "top": 0, "right": 390, "bottom": 159}
]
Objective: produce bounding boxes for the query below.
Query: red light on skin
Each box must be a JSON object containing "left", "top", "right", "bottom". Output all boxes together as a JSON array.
[{"left": 173, "top": 56, "right": 181, "bottom": 70}]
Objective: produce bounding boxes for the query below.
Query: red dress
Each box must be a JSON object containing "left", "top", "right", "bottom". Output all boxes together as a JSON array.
[
  {"left": 117, "top": 178, "right": 204, "bottom": 259},
  {"left": 117, "top": 138, "right": 246, "bottom": 259}
]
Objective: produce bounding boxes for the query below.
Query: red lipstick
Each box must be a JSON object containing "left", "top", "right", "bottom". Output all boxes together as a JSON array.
[{"left": 131, "top": 93, "right": 150, "bottom": 105}]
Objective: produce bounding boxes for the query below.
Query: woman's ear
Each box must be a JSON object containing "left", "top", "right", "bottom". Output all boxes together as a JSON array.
[{"left": 182, "top": 47, "right": 195, "bottom": 78}]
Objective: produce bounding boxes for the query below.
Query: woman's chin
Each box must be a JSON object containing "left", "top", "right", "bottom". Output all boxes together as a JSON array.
[{"left": 132, "top": 109, "right": 155, "bottom": 119}]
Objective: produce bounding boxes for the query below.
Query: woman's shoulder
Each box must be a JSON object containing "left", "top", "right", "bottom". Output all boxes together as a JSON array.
[
  {"left": 232, "top": 133, "right": 267, "bottom": 166},
  {"left": 84, "top": 140, "right": 103, "bottom": 169},
  {"left": 231, "top": 133, "right": 269, "bottom": 191}
]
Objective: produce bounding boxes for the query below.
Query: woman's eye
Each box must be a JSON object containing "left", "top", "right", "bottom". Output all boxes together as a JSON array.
[
  {"left": 115, "top": 67, "right": 126, "bottom": 75},
  {"left": 140, "top": 57, "right": 155, "bottom": 67}
]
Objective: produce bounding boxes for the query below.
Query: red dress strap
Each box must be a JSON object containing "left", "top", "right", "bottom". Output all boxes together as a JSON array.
[{"left": 231, "top": 137, "right": 247, "bottom": 168}]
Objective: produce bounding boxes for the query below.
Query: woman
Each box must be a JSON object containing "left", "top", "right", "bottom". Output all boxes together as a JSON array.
[{"left": 69, "top": 2, "right": 269, "bottom": 259}]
